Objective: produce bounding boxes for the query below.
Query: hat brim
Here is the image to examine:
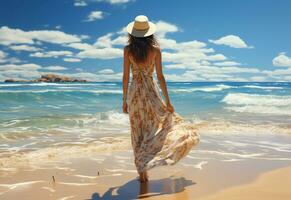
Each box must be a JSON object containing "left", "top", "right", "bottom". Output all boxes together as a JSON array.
[{"left": 126, "top": 21, "right": 156, "bottom": 37}]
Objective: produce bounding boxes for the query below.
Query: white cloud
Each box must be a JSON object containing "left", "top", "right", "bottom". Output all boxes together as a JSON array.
[
  {"left": 164, "top": 70, "right": 251, "bottom": 82},
  {"left": 107, "top": 0, "right": 131, "bottom": 4},
  {"left": 98, "top": 68, "right": 114, "bottom": 74},
  {"left": 0, "top": 50, "right": 22, "bottom": 64},
  {"left": 155, "top": 21, "right": 180, "bottom": 38},
  {"left": 111, "top": 35, "right": 128, "bottom": 46},
  {"left": 43, "top": 66, "right": 67, "bottom": 71},
  {"left": 77, "top": 47, "right": 123, "bottom": 59},
  {"left": 84, "top": 10, "right": 104, "bottom": 22},
  {"left": 263, "top": 68, "right": 291, "bottom": 76},
  {"left": 9, "top": 45, "right": 42, "bottom": 52},
  {"left": 94, "top": 32, "right": 127, "bottom": 47},
  {"left": 250, "top": 76, "right": 267, "bottom": 82},
  {"left": 0, "top": 63, "right": 42, "bottom": 81},
  {"left": 74, "top": 1, "right": 87, "bottom": 6},
  {"left": 282, "top": 76, "right": 291, "bottom": 81},
  {"left": 63, "top": 58, "right": 82, "bottom": 62},
  {"left": 0, "top": 50, "right": 6, "bottom": 59},
  {"left": 209, "top": 35, "right": 252, "bottom": 48},
  {"left": 272, "top": 52, "right": 291, "bottom": 67},
  {"left": 0, "top": 57, "right": 21, "bottom": 64},
  {"left": 94, "top": 33, "right": 114, "bottom": 47},
  {"left": 51, "top": 71, "right": 123, "bottom": 82},
  {"left": 213, "top": 61, "right": 241, "bottom": 66},
  {"left": 74, "top": 0, "right": 131, "bottom": 6},
  {"left": 164, "top": 72, "right": 205, "bottom": 82},
  {"left": 30, "top": 51, "right": 73, "bottom": 58},
  {"left": 64, "top": 33, "right": 124, "bottom": 60},
  {"left": 65, "top": 42, "right": 93, "bottom": 50},
  {"left": 0, "top": 63, "right": 41, "bottom": 71},
  {"left": 0, "top": 26, "right": 83, "bottom": 46},
  {"left": 253, "top": 53, "right": 291, "bottom": 80}
]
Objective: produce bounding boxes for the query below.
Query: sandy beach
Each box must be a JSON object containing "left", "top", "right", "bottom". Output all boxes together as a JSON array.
[{"left": 0, "top": 145, "right": 291, "bottom": 200}]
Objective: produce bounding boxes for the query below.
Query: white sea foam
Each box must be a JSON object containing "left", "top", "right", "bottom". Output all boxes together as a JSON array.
[
  {"left": 0, "top": 136, "right": 131, "bottom": 172},
  {"left": 242, "top": 85, "right": 284, "bottom": 90},
  {"left": 225, "top": 105, "right": 291, "bottom": 116},
  {"left": 181, "top": 161, "right": 208, "bottom": 170},
  {"left": 170, "top": 84, "right": 233, "bottom": 93},
  {"left": 196, "top": 120, "right": 291, "bottom": 135},
  {"left": 0, "top": 111, "right": 130, "bottom": 142},
  {"left": 195, "top": 150, "right": 265, "bottom": 158},
  {"left": 222, "top": 93, "right": 291, "bottom": 106},
  {"left": 221, "top": 93, "right": 291, "bottom": 115}
]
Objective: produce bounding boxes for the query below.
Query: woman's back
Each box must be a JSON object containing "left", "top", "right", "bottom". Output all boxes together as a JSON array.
[{"left": 127, "top": 46, "right": 158, "bottom": 81}]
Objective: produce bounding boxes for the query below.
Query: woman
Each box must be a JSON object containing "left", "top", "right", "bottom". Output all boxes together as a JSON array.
[{"left": 122, "top": 15, "right": 200, "bottom": 182}]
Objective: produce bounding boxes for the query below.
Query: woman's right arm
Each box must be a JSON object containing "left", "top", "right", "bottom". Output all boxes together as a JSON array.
[
  {"left": 155, "top": 47, "right": 174, "bottom": 112},
  {"left": 122, "top": 46, "right": 130, "bottom": 113}
]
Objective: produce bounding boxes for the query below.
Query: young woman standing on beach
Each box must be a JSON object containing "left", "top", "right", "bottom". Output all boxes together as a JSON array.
[{"left": 122, "top": 15, "right": 200, "bottom": 182}]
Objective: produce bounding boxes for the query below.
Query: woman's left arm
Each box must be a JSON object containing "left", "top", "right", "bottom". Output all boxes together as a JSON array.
[{"left": 122, "top": 46, "right": 130, "bottom": 113}]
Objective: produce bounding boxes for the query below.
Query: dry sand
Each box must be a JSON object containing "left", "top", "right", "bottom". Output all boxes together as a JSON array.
[{"left": 197, "top": 165, "right": 291, "bottom": 200}]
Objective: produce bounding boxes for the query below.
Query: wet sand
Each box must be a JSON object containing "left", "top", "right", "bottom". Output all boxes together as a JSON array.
[{"left": 0, "top": 149, "right": 290, "bottom": 200}]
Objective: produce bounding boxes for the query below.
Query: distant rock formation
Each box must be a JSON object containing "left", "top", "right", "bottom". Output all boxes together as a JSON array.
[
  {"left": 36, "top": 74, "right": 87, "bottom": 82},
  {"left": 4, "top": 74, "right": 87, "bottom": 83}
]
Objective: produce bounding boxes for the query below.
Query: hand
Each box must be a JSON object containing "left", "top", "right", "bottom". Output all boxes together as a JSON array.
[
  {"left": 166, "top": 101, "right": 174, "bottom": 113},
  {"left": 122, "top": 102, "right": 128, "bottom": 114}
]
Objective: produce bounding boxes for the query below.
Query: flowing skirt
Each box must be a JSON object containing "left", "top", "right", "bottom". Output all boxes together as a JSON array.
[{"left": 127, "top": 76, "right": 200, "bottom": 173}]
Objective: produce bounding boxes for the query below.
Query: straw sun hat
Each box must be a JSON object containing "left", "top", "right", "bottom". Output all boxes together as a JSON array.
[{"left": 126, "top": 15, "right": 157, "bottom": 37}]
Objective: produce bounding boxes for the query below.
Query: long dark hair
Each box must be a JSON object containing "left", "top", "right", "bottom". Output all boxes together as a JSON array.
[{"left": 126, "top": 33, "right": 159, "bottom": 63}]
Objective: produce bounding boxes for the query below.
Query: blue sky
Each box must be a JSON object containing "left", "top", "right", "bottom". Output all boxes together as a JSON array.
[{"left": 0, "top": 0, "right": 291, "bottom": 82}]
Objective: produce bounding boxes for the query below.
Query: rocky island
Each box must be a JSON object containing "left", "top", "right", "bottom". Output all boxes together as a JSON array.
[{"left": 4, "top": 74, "right": 87, "bottom": 83}]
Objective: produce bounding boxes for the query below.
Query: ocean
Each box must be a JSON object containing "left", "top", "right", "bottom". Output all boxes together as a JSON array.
[{"left": 0, "top": 81, "right": 291, "bottom": 172}]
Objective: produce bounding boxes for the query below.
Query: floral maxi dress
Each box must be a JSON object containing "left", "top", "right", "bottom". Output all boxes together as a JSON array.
[{"left": 127, "top": 54, "right": 200, "bottom": 173}]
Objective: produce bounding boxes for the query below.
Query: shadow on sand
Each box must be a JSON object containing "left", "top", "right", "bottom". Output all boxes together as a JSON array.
[{"left": 88, "top": 176, "right": 196, "bottom": 200}]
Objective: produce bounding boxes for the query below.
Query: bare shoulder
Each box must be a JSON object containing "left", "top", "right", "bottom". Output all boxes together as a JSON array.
[
  {"left": 124, "top": 46, "right": 131, "bottom": 59},
  {"left": 152, "top": 45, "right": 161, "bottom": 57},
  {"left": 153, "top": 45, "right": 161, "bottom": 52},
  {"left": 124, "top": 45, "right": 129, "bottom": 53}
]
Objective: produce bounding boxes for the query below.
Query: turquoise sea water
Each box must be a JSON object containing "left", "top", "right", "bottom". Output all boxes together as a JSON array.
[
  {"left": 1, "top": 81, "right": 290, "bottom": 123},
  {"left": 0, "top": 81, "right": 291, "bottom": 172}
]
